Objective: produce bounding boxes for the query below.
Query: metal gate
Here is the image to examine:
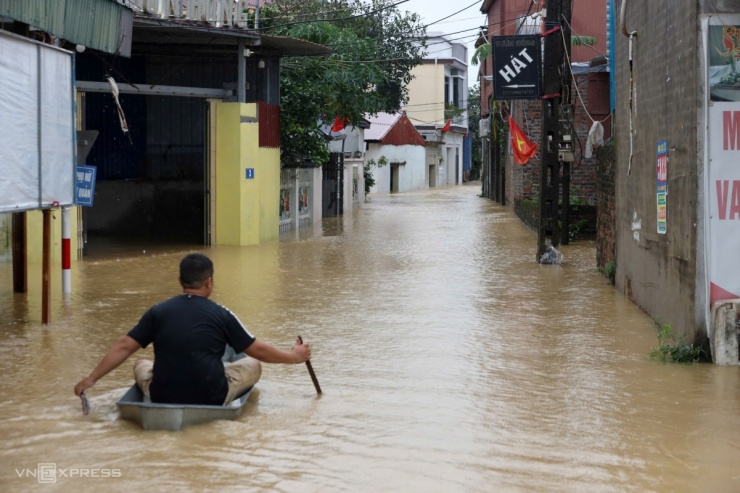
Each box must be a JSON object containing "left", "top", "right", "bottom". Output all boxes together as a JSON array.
[{"left": 322, "top": 152, "right": 344, "bottom": 217}]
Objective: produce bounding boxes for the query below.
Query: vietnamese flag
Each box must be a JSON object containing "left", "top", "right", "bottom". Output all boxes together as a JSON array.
[
  {"left": 331, "top": 115, "right": 347, "bottom": 132},
  {"left": 508, "top": 115, "right": 538, "bottom": 165},
  {"left": 440, "top": 118, "right": 452, "bottom": 132}
]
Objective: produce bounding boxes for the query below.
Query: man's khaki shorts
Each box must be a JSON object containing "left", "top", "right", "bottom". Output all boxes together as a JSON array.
[{"left": 134, "top": 356, "right": 261, "bottom": 405}]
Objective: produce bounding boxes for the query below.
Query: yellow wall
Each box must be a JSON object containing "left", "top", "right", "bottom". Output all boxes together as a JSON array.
[
  {"left": 214, "top": 102, "right": 280, "bottom": 246},
  {"left": 406, "top": 64, "right": 446, "bottom": 124},
  {"left": 26, "top": 207, "right": 79, "bottom": 264}
]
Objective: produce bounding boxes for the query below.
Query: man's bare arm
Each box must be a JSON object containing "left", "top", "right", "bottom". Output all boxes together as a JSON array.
[
  {"left": 74, "top": 335, "right": 141, "bottom": 396},
  {"left": 245, "top": 339, "right": 311, "bottom": 364}
]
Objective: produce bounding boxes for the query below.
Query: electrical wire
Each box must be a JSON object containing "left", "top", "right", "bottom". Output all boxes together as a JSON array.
[
  {"left": 620, "top": 0, "right": 637, "bottom": 175},
  {"left": 514, "top": 0, "right": 537, "bottom": 36},
  {"left": 315, "top": 10, "right": 535, "bottom": 53},
  {"left": 422, "top": 0, "right": 481, "bottom": 29},
  {"left": 559, "top": 15, "right": 608, "bottom": 59},
  {"left": 314, "top": 17, "right": 521, "bottom": 64},
  {"left": 559, "top": 23, "right": 611, "bottom": 124}
]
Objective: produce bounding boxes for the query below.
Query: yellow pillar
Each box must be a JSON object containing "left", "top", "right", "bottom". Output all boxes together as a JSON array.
[
  {"left": 214, "top": 102, "right": 280, "bottom": 245},
  {"left": 25, "top": 207, "right": 78, "bottom": 264}
]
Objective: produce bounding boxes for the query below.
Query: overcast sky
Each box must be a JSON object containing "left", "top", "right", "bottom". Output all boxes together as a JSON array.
[{"left": 399, "top": 0, "right": 488, "bottom": 87}]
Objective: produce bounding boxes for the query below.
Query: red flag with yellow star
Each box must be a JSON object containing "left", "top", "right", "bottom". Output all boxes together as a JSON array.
[{"left": 508, "top": 115, "right": 537, "bottom": 165}]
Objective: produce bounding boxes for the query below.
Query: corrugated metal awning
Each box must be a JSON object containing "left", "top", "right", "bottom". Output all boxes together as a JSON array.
[
  {"left": 260, "top": 34, "right": 331, "bottom": 57},
  {"left": 130, "top": 17, "right": 331, "bottom": 57},
  {"left": 0, "top": 0, "right": 133, "bottom": 56}
]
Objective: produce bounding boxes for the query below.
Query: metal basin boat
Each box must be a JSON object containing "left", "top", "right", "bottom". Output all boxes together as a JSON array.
[{"left": 116, "top": 348, "right": 252, "bottom": 431}]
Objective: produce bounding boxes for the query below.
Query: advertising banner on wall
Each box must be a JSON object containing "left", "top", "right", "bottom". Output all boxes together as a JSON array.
[
  {"left": 656, "top": 140, "right": 668, "bottom": 235},
  {"left": 704, "top": 15, "right": 740, "bottom": 307}
]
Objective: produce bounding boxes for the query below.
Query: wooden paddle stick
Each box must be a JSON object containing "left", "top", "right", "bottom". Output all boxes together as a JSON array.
[
  {"left": 297, "top": 335, "right": 322, "bottom": 394},
  {"left": 80, "top": 391, "right": 90, "bottom": 415}
]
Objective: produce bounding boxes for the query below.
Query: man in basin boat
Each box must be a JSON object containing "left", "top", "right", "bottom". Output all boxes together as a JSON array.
[{"left": 74, "top": 253, "right": 311, "bottom": 406}]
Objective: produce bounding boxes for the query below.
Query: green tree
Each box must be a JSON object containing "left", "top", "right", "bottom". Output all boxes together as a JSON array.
[
  {"left": 467, "top": 84, "right": 482, "bottom": 180},
  {"left": 260, "top": 0, "right": 426, "bottom": 166}
]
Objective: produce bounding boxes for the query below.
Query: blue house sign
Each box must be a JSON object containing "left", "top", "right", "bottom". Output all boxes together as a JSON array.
[{"left": 75, "top": 164, "right": 97, "bottom": 206}]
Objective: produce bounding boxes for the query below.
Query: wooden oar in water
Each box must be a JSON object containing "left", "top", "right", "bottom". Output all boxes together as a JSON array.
[
  {"left": 80, "top": 391, "right": 90, "bottom": 415},
  {"left": 297, "top": 335, "right": 322, "bottom": 394}
]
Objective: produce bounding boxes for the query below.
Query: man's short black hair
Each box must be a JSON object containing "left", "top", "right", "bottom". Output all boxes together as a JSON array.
[{"left": 180, "top": 253, "right": 213, "bottom": 288}]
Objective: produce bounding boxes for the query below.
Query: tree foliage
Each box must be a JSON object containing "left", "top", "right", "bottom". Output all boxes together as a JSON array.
[
  {"left": 259, "top": 0, "right": 426, "bottom": 166},
  {"left": 467, "top": 84, "right": 481, "bottom": 179}
]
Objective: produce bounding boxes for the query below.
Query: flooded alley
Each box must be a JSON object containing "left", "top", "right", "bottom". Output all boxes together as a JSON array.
[{"left": 0, "top": 184, "right": 738, "bottom": 492}]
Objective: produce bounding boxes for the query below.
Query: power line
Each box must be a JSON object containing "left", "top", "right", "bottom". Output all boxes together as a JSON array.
[
  {"left": 321, "top": 16, "right": 526, "bottom": 54},
  {"left": 423, "top": 0, "right": 481, "bottom": 29},
  {"left": 559, "top": 14, "right": 607, "bottom": 58},
  {"left": 429, "top": 15, "right": 486, "bottom": 26}
]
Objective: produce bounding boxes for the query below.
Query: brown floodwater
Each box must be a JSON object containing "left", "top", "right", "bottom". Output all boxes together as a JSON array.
[{"left": 0, "top": 184, "right": 738, "bottom": 492}]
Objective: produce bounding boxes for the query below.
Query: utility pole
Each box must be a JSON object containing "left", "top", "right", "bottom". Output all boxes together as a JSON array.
[{"left": 537, "top": 0, "right": 573, "bottom": 262}]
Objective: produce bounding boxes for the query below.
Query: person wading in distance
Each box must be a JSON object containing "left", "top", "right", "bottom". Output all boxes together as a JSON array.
[{"left": 74, "top": 253, "right": 311, "bottom": 405}]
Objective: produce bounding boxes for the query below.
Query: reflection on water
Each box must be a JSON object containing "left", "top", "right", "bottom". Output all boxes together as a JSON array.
[{"left": 1, "top": 184, "right": 738, "bottom": 492}]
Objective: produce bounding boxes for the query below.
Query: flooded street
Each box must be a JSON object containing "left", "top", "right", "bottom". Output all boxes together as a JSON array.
[{"left": 1, "top": 184, "right": 738, "bottom": 492}]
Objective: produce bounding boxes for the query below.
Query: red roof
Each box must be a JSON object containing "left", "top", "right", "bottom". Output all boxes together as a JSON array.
[{"left": 365, "top": 112, "right": 425, "bottom": 147}]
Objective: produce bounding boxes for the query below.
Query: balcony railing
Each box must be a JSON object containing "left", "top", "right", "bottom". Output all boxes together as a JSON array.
[{"left": 128, "top": 0, "right": 263, "bottom": 29}]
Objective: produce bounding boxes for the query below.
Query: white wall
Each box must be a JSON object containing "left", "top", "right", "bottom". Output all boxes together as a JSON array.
[
  {"left": 366, "top": 144, "right": 427, "bottom": 194},
  {"left": 433, "top": 132, "right": 465, "bottom": 187},
  {"left": 327, "top": 126, "right": 366, "bottom": 210}
]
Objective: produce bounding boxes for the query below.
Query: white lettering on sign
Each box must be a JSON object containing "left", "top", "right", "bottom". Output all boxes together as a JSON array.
[
  {"left": 77, "top": 171, "right": 94, "bottom": 183},
  {"left": 716, "top": 180, "right": 740, "bottom": 219},
  {"left": 78, "top": 189, "right": 91, "bottom": 199},
  {"left": 498, "top": 48, "right": 534, "bottom": 83}
]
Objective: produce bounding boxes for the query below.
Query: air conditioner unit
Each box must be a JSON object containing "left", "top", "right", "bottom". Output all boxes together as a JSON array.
[{"left": 479, "top": 119, "right": 491, "bottom": 138}]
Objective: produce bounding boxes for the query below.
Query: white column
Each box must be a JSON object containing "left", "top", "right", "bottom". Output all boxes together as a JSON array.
[
  {"left": 292, "top": 172, "right": 300, "bottom": 231},
  {"left": 309, "top": 167, "right": 323, "bottom": 226}
]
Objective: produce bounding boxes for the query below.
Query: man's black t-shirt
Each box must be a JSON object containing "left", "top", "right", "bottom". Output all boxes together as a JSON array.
[{"left": 127, "top": 294, "right": 255, "bottom": 405}]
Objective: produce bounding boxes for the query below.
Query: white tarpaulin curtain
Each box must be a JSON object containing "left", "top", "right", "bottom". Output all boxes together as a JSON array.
[{"left": 0, "top": 31, "right": 75, "bottom": 213}]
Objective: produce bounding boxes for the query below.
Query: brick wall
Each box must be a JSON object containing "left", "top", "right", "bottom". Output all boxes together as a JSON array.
[
  {"left": 505, "top": 73, "right": 607, "bottom": 209},
  {"left": 595, "top": 140, "right": 616, "bottom": 278}
]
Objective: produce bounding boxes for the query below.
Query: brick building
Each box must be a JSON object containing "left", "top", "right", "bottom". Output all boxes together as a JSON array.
[{"left": 477, "top": 0, "right": 610, "bottom": 232}]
